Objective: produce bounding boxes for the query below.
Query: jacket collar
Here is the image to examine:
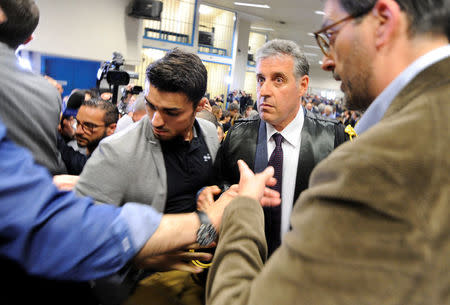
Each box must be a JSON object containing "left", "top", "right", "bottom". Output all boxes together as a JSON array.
[
  {"left": 356, "top": 46, "right": 450, "bottom": 135},
  {"left": 384, "top": 55, "right": 450, "bottom": 119}
]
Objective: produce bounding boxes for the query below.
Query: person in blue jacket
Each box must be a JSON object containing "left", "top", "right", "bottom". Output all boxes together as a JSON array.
[
  {"left": 0, "top": 114, "right": 234, "bottom": 280},
  {"left": 0, "top": 4, "right": 280, "bottom": 304}
]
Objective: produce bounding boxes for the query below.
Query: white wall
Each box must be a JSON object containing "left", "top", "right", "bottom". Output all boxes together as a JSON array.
[{"left": 25, "top": 0, "right": 143, "bottom": 65}]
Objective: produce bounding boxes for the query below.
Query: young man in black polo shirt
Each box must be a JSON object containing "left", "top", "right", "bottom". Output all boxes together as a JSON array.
[{"left": 75, "top": 49, "right": 220, "bottom": 305}]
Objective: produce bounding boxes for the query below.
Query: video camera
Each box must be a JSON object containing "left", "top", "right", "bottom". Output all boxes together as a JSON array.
[{"left": 97, "top": 52, "right": 130, "bottom": 104}]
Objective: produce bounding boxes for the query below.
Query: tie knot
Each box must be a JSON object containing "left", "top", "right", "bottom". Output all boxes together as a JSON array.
[{"left": 272, "top": 133, "right": 283, "bottom": 147}]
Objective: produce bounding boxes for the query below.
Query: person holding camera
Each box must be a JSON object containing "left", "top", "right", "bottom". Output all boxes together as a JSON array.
[
  {"left": 115, "top": 93, "right": 148, "bottom": 133},
  {"left": 118, "top": 84, "right": 143, "bottom": 116}
]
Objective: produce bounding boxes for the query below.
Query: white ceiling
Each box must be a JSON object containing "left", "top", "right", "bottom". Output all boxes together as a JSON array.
[{"left": 203, "top": 0, "right": 339, "bottom": 89}]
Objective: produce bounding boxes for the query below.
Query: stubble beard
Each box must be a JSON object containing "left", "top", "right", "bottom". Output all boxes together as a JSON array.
[
  {"left": 341, "top": 40, "right": 375, "bottom": 112},
  {"left": 86, "top": 130, "right": 108, "bottom": 154}
]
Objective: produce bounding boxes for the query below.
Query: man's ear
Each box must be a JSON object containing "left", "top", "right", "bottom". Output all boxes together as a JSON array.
[
  {"left": 106, "top": 123, "right": 117, "bottom": 136},
  {"left": 23, "top": 35, "right": 33, "bottom": 45},
  {"left": 372, "top": 0, "right": 401, "bottom": 49},
  {"left": 196, "top": 97, "right": 208, "bottom": 113},
  {"left": 297, "top": 75, "right": 309, "bottom": 97}
]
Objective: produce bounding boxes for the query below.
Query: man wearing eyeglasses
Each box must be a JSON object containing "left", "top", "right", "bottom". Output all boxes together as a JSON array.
[
  {"left": 205, "top": 0, "right": 450, "bottom": 304},
  {"left": 74, "top": 98, "right": 118, "bottom": 156},
  {"left": 56, "top": 98, "right": 118, "bottom": 177}
]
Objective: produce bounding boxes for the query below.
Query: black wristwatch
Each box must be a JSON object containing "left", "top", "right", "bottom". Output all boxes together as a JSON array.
[{"left": 195, "top": 210, "right": 217, "bottom": 246}]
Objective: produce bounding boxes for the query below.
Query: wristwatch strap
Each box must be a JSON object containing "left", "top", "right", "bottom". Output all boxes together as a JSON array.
[{"left": 195, "top": 210, "right": 211, "bottom": 226}]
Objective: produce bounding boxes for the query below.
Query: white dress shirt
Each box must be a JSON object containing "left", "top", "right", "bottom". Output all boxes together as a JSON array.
[{"left": 266, "top": 105, "right": 304, "bottom": 238}]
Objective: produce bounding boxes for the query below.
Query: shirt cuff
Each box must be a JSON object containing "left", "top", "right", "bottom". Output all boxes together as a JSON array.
[{"left": 119, "top": 203, "right": 163, "bottom": 255}]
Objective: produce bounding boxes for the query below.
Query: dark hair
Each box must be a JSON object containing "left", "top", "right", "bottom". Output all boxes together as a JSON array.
[
  {"left": 339, "top": 0, "right": 449, "bottom": 40},
  {"left": 81, "top": 98, "right": 119, "bottom": 126},
  {"left": 146, "top": 48, "right": 208, "bottom": 108},
  {"left": 86, "top": 89, "right": 99, "bottom": 99},
  {"left": 66, "top": 91, "right": 85, "bottom": 110},
  {"left": 0, "top": 0, "right": 40, "bottom": 49}
]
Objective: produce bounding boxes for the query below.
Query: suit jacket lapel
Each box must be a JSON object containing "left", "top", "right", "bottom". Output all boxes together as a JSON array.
[
  {"left": 254, "top": 120, "right": 268, "bottom": 173},
  {"left": 255, "top": 119, "right": 273, "bottom": 242},
  {"left": 294, "top": 112, "right": 316, "bottom": 203},
  {"left": 255, "top": 114, "right": 315, "bottom": 202},
  {"left": 144, "top": 117, "right": 167, "bottom": 212},
  {"left": 384, "top": 56, "right": 450, "bottom": 119}
]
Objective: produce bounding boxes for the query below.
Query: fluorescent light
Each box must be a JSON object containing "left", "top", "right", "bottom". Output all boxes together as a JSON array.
[
  {"left": 251, "top": 26, "right": 274, "bottom": 31},
  {"left": 234, "top": 2, "right": 270, "bottom": 9},
  {"left": 307, "top": 32, "right": 315, "bottom": 37},
  {"left": 304, "top": 52, "right": 318, "bottom": 57},
  {"left": 199, "top": 4, "right": 213, "bottom": 15},
  {"left": 314, "top": 10, "right": 326, "bottom": 15},
  {"left": 304, "top": 44, "right": 321, "bottom": 49}
]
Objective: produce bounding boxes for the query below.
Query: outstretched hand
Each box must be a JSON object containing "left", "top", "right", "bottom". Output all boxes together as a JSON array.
[
  {"left": 197, "top": 185, "right": 222, "bottom": 211},
  {"left": 200, "top": 161, "right": 280, "bottom": 231},
  {"left": 237, "top": 160, "right": 280, "bottom": 205}
]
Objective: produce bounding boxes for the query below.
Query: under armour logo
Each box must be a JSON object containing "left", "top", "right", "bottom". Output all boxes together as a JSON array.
[{"left": 203, "top": 153, "right": 211, "bottom": 162}]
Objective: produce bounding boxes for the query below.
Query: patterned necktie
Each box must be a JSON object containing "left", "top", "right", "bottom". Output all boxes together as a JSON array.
[{"left": 266, "top": 133, "right": 283, "bottom": 256}]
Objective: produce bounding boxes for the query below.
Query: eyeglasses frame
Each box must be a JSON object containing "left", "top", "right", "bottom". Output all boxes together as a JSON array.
[
  {"left": 76, "top": 118, "right": 107, "bottom": 134},
  {"left": 314, "top": 8, "right": 374, "bottom": 57}
]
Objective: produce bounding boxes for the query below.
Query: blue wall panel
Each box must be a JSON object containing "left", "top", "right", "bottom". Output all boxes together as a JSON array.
[{"left": 41, "top": 56, "right": 101, "bottom": 96}]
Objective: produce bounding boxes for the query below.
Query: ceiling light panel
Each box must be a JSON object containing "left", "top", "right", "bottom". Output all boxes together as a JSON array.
[{"left": 234, "top": 2, "right": 270, "bottom": 9}]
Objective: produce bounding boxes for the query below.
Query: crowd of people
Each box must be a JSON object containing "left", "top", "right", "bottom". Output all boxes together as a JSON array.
[{"left": 0, "top": 0, "right": 449, "bottom": 305}]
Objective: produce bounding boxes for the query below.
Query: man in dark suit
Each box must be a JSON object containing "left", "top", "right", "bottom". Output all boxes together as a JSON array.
[
  {"left": 206, "top": 0, "right": 450, "bottom": 304},
  {"left": 201, "top": 39, "right": 347, "bottom": 256}
]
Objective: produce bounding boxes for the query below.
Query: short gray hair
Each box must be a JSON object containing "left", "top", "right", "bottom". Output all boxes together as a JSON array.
[
  {"left": 256, "top": 39, "right": 309, "bottom": 79},
  {"left": 131, "top": 93, "right": 146, "bottom": 112}
]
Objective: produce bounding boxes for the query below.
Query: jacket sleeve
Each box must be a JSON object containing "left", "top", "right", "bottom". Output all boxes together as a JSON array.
[
  {"left": 206, "top": 134, "right": 436, "bottom": 305},
  {"left": 75, "top": 139, "right": 128, "bottom": 205},
  {"left": 0, "top": 121, "right": 161, "bottom": 281},
  {"left": 206, "top": 172, "right": 418, "bottom": 305},
  {"left": 205, "top": 197, "right": 267, "bottom": 305},
  {"left": 56, "top": 134, "right": 87, "bottom": 175}
]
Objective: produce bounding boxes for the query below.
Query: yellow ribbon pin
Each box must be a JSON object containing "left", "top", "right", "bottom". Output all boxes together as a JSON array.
[
  {"left": 345, "top": 125, "right": 358, "bottom": 141},
  {"left": 190, "top": 249, "right": 212, "bottom": 269}
]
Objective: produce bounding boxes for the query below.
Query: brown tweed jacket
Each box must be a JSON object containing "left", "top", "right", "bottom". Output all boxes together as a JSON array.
[{"left": 206, "top": 57, "right": 450, "bottom": 305}]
